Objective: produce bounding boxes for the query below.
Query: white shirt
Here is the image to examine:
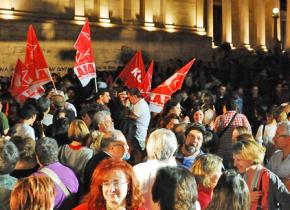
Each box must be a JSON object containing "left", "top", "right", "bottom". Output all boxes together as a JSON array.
[
  {"left": 13, "top": 123, "right": 35, "bottom": 140},
  {"left": 132, "top": 98, "right": 150, "bottom": 149},
  {"left": 255, "top": 123, "right": 277, "bottom": 145},
  {"left": 267, "top": 150, "right": 290, "bottom": 179},
  {"left": 134, "top": 158, "right": 178, "bottom": 210}
]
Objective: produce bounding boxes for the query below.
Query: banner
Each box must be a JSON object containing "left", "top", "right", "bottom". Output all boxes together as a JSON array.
[
  {"left": 25, "top": 25, "right": 52, "bottom": 91},
  {"left": 149, "top": 59, "right": 195, "bottom": 113},
  {"left": 10, "top": 59, "right": 44, "bottom": 103},
  {"left": 118, "top": 50, "right": 145, "bottom": 90},
  {"left": 140, "top": 60, "right": 153, "bottom": 100},
  {"left": 74, "top": 18, "right": 96, "bottom": 87}
]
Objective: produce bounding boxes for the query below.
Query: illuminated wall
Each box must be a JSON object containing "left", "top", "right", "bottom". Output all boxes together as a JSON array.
[{"left": 0, "top": 0, "right": 289, "bottom": 76}]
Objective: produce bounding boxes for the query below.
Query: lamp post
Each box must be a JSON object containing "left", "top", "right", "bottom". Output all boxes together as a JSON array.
[{"left": 272, "top": 8, "right": 281, "bottom": 54}]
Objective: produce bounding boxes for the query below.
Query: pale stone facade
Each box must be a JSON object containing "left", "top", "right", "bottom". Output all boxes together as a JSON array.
[{"left": 0, "top": 0, "right": 288, "bottom": 76}]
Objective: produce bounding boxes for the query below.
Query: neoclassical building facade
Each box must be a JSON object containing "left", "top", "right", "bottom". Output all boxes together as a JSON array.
[{"left": 0, "top": 0, "right": 289, "bottom": 76}]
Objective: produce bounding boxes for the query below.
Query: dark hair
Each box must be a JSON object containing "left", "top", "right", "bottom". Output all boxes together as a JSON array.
[
  {"left": 163, "top": 113, "right": 180, "bottom": 128},
  {"left": 10, "top": 136, "right": 36, "bottom": 162},
  {"left": 95, "top": 89, "right": 109, "bottom": 100},
  {"left": 38, "top": 97, "right": 51, "bottom": 113},
  {"left": 0, "top": 138, "right": 19, "bottom": 174},
  {"left": 152, "top": 166, "right": 197, "bottom": 210},
  {"left": 225, "top": 97, "right": 237, "bottom": 111},
  {"left": 207, "top": 169, "right": 250, "bottom": 210},
  {"left": 161, "top": 99, "right": 181, "bottom": 117},
  {"left": 35, "top": 137, "right": 59, "bottom": 165},
  {"left": 127, "top": 88, "right": 142, "bottom": 98},
  {"left": 19, "top": 104, "right": 38, "bottom": 120},
  {"left": 184, "top": 123, "right": 206, "bottom": 137}
]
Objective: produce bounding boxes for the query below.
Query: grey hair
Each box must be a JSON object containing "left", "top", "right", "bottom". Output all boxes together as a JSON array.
[
  {"left": 35, "top": 137, "right": 59, "bottom": 165},
  {"left": 100, "top": 129, "right": 127, "bottom": 150},
  {"left": 0, "top": 138, "right": 19, "bottom": 174},
  {"left": 146, "top": 128, "right": 178, "bottom": 161},
  {"left": 277, "top": 121, "right": 290, "bottom": 136},
  {"left": 90, "top": 110, "right": 111, "bottom": 130}
]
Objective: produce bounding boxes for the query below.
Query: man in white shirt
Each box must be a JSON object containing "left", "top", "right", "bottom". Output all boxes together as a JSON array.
[
  {"left": 127, "top": 88, "right": 150, "bottom": 164},
  {"left": 12, "top": 105, "right": 37, "bottom": 140},
  {"left": 267, "top": 121, "right": 290, "bottom": 191}
]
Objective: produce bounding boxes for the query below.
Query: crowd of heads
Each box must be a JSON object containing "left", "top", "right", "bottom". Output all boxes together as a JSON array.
[{"left": 0, "top": 52, "right": 289, "bottom": 210}]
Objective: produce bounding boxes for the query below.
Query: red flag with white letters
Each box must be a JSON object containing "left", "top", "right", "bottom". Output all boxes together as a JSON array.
[
  {"left": 149, "top": 59, "right": 195, "bottom": 113},
  {"left": 118, "top": 50, "right": 145, "bottom": 90},
  {"left": 74, "top": 18, "right": 96, "bottom": 87},
  {"left": 25, "top": 25, "right": 52, "bottom": 91},
  {"left": 10, "top": 59, "right": 44, "bottom": 103},
  {"left": 140, "top": 60, "right": 154, "bottom": 100}
]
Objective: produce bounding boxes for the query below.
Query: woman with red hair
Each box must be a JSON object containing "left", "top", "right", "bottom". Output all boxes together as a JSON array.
[{"left": 73, "top": 158, "right": 146, "bottom": 210}]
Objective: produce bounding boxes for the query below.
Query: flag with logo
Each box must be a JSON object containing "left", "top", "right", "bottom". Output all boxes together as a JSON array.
[
  {"left": 25, "top": 25, "right": 52, "bottom": 91},
  {"left": 149, "top": 59, "right": 195, "bottom": 113},
  {"left": 74, "top": 18, "right": 96, "bottom": 87},
  {"left": 118, "top": 50, "right": 145, "bottom": 90},
  {"left": 140, "top": 60, "right": 154, "bottom": 100},
  {"left": 10, "top": 59, "right": 45, "bottom": 103}
]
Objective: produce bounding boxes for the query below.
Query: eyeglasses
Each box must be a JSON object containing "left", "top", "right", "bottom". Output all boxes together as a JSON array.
[{"left": 102, "top": 180, "right": 128, "bottom": 189}]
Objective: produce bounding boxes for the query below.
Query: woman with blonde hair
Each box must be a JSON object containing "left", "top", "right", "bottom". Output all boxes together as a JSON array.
[
  {"left": 191, "top": 154, "right": 223, "bottom": 210},
  {"left": 58, "top": 119, "right": 93, "bottom": 182},
  {"left": 232, "top": 140, "right": 290, "bottom": 210},
  {"left": 10, "top": 176, "right": 55, "bottom": 210}
]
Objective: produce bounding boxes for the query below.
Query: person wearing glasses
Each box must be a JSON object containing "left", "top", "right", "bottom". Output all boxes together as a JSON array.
[
  {"left": 232, "top": 139, "right": 290, "bottom": 210},
  {"left": 267, "top": 121, "right": 290, "bottom": 191},
  {"left": 73, "top": 159, "right": 146, "bottom": 210}
]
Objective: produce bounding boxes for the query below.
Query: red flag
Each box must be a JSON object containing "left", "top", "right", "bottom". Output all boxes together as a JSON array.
[
  {"left": 74, "top": 18, "right": 96, "bottom": 87},
  {"left": 25, "top": 25, "right": 52, "bottom": 91},
  {"left": 118, "top": 50, "right": 145, "bottom": 90},
  {"left": 10, "top": 59, "right": 44, "bottom": 103},
  {"left": 140, "top": 60, "right": 154, "bottom": 100},
  {"left": 149, "top": 59, "right": 195, "bottom": 113}
]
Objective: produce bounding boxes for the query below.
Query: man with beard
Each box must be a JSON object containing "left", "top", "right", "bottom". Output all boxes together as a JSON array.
[{"left": 176, "top": 123, "right": 206, "bottom": 170}]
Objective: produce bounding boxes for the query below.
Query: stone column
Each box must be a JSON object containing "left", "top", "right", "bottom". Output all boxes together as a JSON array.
[
  {"left": 196, "top": 0, "right": 205, "bottom": 31},
  {"left": 75, "top": 0, "right": 85, "bottom": 19},
  {"left": 141, "top": 0, "right": 154, "bottom": 25},
  {"left": 99, "top": 0, "right": 110, "bottom": 22},
  {"left": 207, "top": 0, "right": 213, "bottom": 39},
  {"left": 286, "top": 0, "right": 290, "bottom": 50},
  {"left": 255, "top": 0, "right": 266, "bottom": 49},
  {"left": 239, "top": 0, "right": 250, "bottom": 48},
  {"left": 121, "top": 0, "right": 133, "bottom": 23},
  {"left": 222, "top": 0, "right": 232, "bottom": 43}
]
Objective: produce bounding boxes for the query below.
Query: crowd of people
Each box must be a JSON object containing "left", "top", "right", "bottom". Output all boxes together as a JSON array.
[{"left": 0, "top": 50, "right": 290, "bottom": 210}]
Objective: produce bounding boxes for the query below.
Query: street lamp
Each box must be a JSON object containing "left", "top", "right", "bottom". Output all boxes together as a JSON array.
[{"left": 272, "top": 8, "right": 281, "bottom": 54}]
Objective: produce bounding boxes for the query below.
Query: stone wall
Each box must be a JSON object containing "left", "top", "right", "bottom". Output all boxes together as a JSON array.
[{"left": 0, "top": 18, "right": 212, "bottom": 77}]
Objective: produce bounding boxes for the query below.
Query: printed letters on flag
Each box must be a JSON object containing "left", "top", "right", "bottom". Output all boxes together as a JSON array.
[
  {"left": 140, "top": 60, "right": 153, "bottom": 100},
  {"left": 10, "top": 59, "right": 44, "bottom": 103},
  {"left": 74, "top": 18, "right": 96, "bottom": 87},
  {"left": 25, "top": 25, "right": 52, "bottom": 91},
  {"left": 149, "top": 59, "right": 195, "bottom": 113},
  {"left": 118, "top": 50, "right": 145, "bottom": 90}
]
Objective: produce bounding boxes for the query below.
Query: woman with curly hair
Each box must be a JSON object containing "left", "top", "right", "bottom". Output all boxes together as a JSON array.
[{"left": 74, "top": 158, "right": 146, "bottom": 210}]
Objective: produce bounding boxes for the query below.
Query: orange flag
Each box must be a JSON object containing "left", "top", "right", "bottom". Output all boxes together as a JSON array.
[
  {"left": 149, "top": 59, "right": 195, "bottom": 113},
  {"left": 118, "top": 50, "right": 145, "bottom": 90},
  {"left": 74, "top": 18, "right": 96, "bottom": 87}
]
